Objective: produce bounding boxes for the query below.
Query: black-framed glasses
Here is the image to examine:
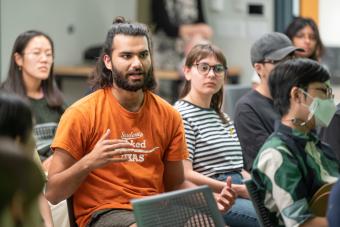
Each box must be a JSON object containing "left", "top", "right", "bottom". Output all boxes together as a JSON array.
[
  {"left": 310, "top": 87, "right": 334, "bottom": 99},
  {"left": 259, "top": 54, "right": 295, "bottom": 65},
  {"left": 194, "top": 63, "right": 227, "bottom": 76}
]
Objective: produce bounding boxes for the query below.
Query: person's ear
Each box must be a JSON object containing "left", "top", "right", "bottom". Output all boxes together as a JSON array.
[
  {"left": 253, "top": 63, "right": 264, "bottom": 80},
  {"left": 183, "top": 66, "right": 192, "bottom": 81},
  {"left": 103, "top": 54, "right": 112, "bottom": 70},
  {"left": 14, "top": 53, "right": 23, "bottom": 68},
  {"left": 291, "top": 86, "right": 302, "bottom": 104}
]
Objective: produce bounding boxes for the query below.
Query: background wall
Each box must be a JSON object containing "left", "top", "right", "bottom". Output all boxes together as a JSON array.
[
  {"left": 0, "top": 0, "right": 137, "bottom": 80},
  {"left": 203, "top": 0, "right": 274, "bottom": 84},
  {"left": 138, "top": 0, "right": 275, "bottom": 85},
  {"left": 319, "top": 0, "right": 340, "bottom": 47}
]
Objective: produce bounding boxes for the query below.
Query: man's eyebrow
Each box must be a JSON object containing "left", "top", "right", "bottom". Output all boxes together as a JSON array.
[
  {"left": 119, "top": 50, "right": 149, "bottom": 55},
  {"left": 119, "top": 51, "right": 133, "bottom": 55}
]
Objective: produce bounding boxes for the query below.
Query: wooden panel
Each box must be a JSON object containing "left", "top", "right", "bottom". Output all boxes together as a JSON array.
[{"left": 300, "top": 0, "right": 319, "bottom": 24}]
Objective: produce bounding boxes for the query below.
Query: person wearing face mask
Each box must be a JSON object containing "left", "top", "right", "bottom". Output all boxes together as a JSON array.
[{"left": 251, "top": 58, "right": 339, "bottom": 227}]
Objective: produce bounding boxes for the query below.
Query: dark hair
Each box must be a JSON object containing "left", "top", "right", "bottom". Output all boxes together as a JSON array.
[
  {"left": 285, "top": 17, "right": 325, "bottom": 60},
  {"left": 0, "top": 137, "right": 44, "bottom": 215},
  {"left": 1, "top": 30, "right": 64, "bottom": 108},
  {"left": 90, "top": 16, "right": 156, "bottom": 91},
  {"left": 0, "top": 91, "right": 33, "bottom": 143},
  {"left": 180, "top": 44, "right": 228, "bottom": 124},
  {"left": 269, "top": 58, "right": 330, "bottom": 116}
]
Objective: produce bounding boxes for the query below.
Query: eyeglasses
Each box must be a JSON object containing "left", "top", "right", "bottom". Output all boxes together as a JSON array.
[
  {"left": 194, "top": 63, "right": 227, "bottom": 77},
  {"left": 23, "top": 51, "right": 53, "bottom": 60},
  {"left": 309, "top": 87, "right": 334, "bottom": 99}
]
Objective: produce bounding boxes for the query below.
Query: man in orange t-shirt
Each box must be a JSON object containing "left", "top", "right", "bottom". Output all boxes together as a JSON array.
[{"left": 46, "top": 16, "right": 236, "bottom": 227}]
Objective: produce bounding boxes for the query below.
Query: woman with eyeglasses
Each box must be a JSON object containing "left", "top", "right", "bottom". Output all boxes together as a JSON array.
[
  {"left": 285, "top": 17, "right": 325, "bottom": 61},
  {"left": 1, "top": 30, "right": 66, "bottom": 168},
  {"left": 174, "top": 44, "right": 259, "bottom": 227}
]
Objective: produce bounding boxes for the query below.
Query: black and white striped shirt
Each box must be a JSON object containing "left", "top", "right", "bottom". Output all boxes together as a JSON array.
[{"left": 175, "top": 100, "right": 244, "bottom": 177}]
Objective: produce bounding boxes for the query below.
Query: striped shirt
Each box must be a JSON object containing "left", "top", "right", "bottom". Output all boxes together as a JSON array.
[{"left": 174, "top": 100, "right": 244, "bottom": 176}]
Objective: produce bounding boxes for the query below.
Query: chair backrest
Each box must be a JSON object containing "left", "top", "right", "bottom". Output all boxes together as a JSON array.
[
  {"left": 244, "top": 179, "right": 275, "bottom": 227},
  {"left": 309, "top": 182, "right": 334, "bottom": 216},
  {"left": 223, "top": 84, "right": 251, "bottom": 119},
  {"left": 66, "top": 196, "right": 78, "bottom": 227},
  {"left": 131, "top": 185, "right": 225, "bottom": 227}
]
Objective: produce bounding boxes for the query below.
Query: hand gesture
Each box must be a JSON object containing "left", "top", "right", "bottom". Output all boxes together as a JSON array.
[
  {"left": 84, "top": 129, "right": 134, "bottom": 170},
  {"left": 233, "top": 184, "right": 250, "bottom": 199},
  {"left": 216, "top": 176, "right": 236, "bottom": 213}
]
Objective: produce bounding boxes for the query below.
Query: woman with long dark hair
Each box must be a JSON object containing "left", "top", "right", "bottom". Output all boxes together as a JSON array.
[
  {"left": 285, "top": 17, "right": 325, "bottom": 61},
  {"left": 1, "top": 30, "right": 65, "bottom": 165}
]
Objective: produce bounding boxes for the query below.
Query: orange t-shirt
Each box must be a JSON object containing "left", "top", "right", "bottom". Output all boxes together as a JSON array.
[{"left": 51, "top": 88, "right": 188, "bottom": 227}]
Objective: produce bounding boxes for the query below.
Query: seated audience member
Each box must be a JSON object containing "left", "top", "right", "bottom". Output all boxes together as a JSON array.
[
  {"left": 319, "top": 104, "right": 340, "bottom": 162},
  {"left": 1, "top": 30, "right": 66, "bottom": 166},
  {"left": 252, "top": 58, "right": 339, "bottom": 227},
  {"left": 0, "top": 92, "right": 53, "bottom": 227},
  {"left": 234, "top": 32, "right": 304, "bottom": 171},
  {"left": 46, "top": 17, "right": 235, "bottom": 227},
  {"left": 285, "top": 17, "right": 340, "bottom": 162},
  {"left": 0, "top": 137, "right": 44, "bottom": 227},
  {"left": 328, "top": 179, "right": 340, "bottom": 227},
  {"left": 174, "top": 44, "right": 259, "bottom": 227},
  {"left": 285, "top": 17, "right": 325, "bottom": 61}
]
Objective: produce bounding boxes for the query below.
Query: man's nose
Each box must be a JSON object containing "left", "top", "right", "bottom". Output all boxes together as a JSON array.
[{"left": 131, "top": 56, "right": 142, "bottom": 68}]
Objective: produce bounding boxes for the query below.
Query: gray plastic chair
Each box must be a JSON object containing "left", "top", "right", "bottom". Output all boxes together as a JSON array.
[
  {"left": 131, "top": 185, "right": 225, "bottom": 227},
  {"left": 244, "top": 179, "right": 274, "bottom": 227}
]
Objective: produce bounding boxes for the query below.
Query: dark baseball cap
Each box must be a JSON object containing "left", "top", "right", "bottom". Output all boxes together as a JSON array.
[{"left": 250, "top": 32, "right": 304, "bottom": 65}]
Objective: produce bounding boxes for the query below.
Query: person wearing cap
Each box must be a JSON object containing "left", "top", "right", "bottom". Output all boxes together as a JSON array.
[
  {"left": 233, "top": 32, "right": 303, "bottom": 171},
  {"left": 252, "top": 58, "right": 339, "bottom": 227}
]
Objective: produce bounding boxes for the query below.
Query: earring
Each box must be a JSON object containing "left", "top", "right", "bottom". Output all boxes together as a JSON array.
[{"left": 18, "top": 66, "right": 22, "bottom": 71}]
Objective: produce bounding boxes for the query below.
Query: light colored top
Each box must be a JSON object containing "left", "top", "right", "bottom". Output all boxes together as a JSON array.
[{"left": 174, "top": 100, "right": 243, "bottom": 176}]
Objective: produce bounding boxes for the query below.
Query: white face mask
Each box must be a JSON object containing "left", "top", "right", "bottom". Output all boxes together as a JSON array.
[{"left": 300, "top": 89, "right": 337, "bottom": 127}]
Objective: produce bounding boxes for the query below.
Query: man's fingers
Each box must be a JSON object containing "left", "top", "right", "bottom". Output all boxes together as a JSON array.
[
  {"left": 109, "top": 157, "right": 129, "bottom": 163},
  {"left": 102, "top": 139, "right": 133, "bottom": 146},
  {"left": 98, "top": 129, "right": 111, "bottom": 142},
  {"left": 106, "top": 148, "right": 136, "bottom": 156},
  {"left": 102, "top": 143, "right": 134, "bottom": 152}
]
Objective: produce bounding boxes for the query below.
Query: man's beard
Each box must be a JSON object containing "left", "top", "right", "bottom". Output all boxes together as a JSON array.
[{"left": 111, "top": 65, "right": 150, "bottom": 92}]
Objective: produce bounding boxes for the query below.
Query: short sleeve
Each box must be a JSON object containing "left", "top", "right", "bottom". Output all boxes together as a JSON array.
[
  {"left": 165, "top": 111, "right": 189, "bottom": 161},
  {"left": 51, "top": 107, "right": 90, "bottom": 160},
  {"left": 182, "top": 118, "right": 196, "bottom": 161},
  {"left": 234, "top": 103, "right": 272, "bottom": 171}
]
